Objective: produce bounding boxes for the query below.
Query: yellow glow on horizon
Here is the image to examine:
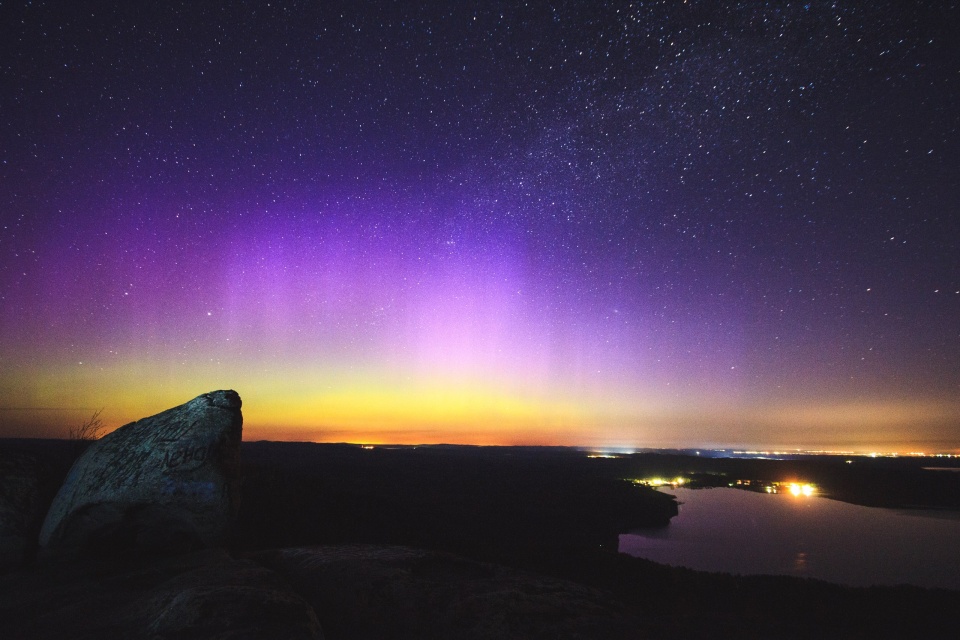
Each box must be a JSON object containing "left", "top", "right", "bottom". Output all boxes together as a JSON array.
[
  {"left": 241, "top": 380, "right": 598, "bottom": 445},
  {"left": 4, "top": 356, "right": 960, "bottom": 453}
]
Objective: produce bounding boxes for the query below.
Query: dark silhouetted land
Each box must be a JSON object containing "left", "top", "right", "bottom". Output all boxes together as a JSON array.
[{"left": 4, "top": 439, "right": 960, "bottom": 638}]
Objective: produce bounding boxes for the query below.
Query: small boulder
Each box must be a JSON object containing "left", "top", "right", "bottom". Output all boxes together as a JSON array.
[
  {"left": 0, "top": 451, "right": 43, "bottom": 568},
  {"left": 39, "top": 390, "right": 243, "bottom": 554}
]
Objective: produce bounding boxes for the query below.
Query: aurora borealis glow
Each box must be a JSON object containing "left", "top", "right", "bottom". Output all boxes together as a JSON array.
[{"left": 2, "top": 2, "right": 958, "bottom": 451}]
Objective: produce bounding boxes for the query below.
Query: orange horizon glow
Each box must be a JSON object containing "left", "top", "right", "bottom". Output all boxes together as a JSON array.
[{"left": 3, "top": 381, "right": 958, "bottom": 456}]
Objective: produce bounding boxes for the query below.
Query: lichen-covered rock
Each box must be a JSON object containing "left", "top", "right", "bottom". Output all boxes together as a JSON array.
[
  {"left": 39, "top": 390, "right": 243, "bottom": 554},
  {"left": 0, "top": 451, "right": 43, "bottom": 568}
]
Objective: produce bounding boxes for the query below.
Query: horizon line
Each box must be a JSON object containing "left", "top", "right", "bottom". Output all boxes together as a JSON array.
[{"left": 4, "top": 435, "right": 959, "bottom": 457}]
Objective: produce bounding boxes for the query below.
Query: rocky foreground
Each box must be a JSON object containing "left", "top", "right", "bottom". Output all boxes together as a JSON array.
[
  {"left": 0, "top": 391, "right": 651, "bottom": 639},
  {"left": 3, "top": 391, "right": 960, "bottom": 639},
  {"left": 1, "top": 544, "right": 649, "bottom": 639}
]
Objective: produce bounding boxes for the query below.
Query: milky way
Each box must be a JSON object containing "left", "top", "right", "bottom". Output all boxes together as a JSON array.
[{"left": 2, "top": 2, "right": 958, "bottom": 451}]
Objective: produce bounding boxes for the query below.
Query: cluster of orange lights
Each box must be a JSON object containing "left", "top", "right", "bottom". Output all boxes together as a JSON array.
[
  {"left": 630, "top": 477, "right": 818, "bottom": 496},
  {"left": 763, "top": 482, "right": 816, "bottom": 496},
  {"left": 632, "top": 477, "right": 686, "bottom": 488},
  {"left": 787, "top": 483, "right": 816, "bottom": 497}
]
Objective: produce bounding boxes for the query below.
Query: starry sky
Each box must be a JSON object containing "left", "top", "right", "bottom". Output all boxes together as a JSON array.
[{"left": 2, "top": 1, "right": 958, "bottom": 452}]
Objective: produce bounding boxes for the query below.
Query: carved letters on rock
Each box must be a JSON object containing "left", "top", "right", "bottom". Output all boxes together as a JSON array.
[{"left": 39, "top": 390, "right": 243, "bottom": 553}]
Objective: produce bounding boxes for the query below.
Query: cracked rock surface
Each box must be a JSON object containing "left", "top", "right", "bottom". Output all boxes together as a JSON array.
[{"left": 40, "top": 390, "right": 243, "bottom": 554}]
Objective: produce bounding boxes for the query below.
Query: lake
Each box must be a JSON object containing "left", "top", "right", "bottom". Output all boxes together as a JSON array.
[{"left": 619, "top": 487, "right": 960, "bottom": 590}]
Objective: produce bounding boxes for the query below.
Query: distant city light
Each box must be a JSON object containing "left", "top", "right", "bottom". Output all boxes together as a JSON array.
[
  {"left": 732, "top": 480, "right": 817, "bottom": 497},
  {"left": 788, "top": 483, "right": 816, "bottom": 497},
  {"left": 631, "top": 477, "right": 687, "bottom": 488}
]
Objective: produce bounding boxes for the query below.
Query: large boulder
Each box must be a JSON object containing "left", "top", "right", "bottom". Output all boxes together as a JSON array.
[{"left": 39, "top": 390, "right": 243, "bottom": 554}]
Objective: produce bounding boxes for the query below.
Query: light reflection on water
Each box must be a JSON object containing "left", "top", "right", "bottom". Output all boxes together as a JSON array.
[{"left": 619, "top": 488, "right": 960, "bottom": 590}]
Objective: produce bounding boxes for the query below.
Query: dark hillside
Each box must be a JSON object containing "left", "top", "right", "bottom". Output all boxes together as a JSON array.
[{"left": 236, "top": 442, "right": 960, "bottom": 638}]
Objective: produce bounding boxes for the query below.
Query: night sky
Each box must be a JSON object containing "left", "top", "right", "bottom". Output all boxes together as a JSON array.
[{"left": 2, "top": 1, "right": 958, "bottom": 452}]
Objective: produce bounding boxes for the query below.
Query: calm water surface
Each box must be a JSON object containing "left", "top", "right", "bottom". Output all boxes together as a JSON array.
[{"left": 619, "top": 488, "right": 960, "bottom": 589}]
